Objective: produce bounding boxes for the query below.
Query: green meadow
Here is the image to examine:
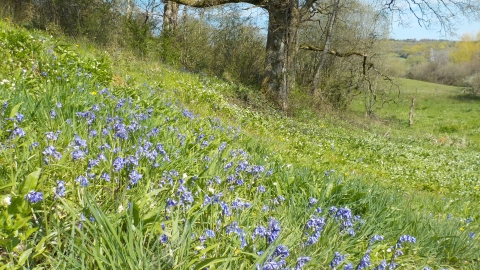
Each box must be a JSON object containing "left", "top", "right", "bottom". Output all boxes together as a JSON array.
[{"left": 0, "top": 20, "right": 479, "bottom": 269}]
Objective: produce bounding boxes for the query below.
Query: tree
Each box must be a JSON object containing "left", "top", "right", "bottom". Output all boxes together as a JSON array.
[
  {"left": 163, "top": 0, "right": 480, "bottom": 111},
  {"left": 163, "top": 1, "right": 179, "bottom": 33}
]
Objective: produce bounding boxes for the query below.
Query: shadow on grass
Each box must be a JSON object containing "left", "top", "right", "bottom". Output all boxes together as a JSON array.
[{"left": 449, "top": 93, "right": 480, "bottom": 101}]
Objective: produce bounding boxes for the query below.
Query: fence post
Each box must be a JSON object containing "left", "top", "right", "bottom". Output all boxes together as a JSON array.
[{"left": 409, "top": 97, "right": 415, "bottom": 127}]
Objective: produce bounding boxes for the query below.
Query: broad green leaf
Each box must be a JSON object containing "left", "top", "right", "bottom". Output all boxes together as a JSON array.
[
  {"left": 19, "top": 168, "right": 41, "bottom": 195},
  {"left": 16, "top": 248, "right": 33, "bottom": 266},
  {"left": 13, "top": 216, "right": 31, "bottom": 231},
  {"left": 9, "top": 102, "right": 23, "bottom": 118},
  {"left": 132, "top": 201, "right": 140, "bottom": 226}
]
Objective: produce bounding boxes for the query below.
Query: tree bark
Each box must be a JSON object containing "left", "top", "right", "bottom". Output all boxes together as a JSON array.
[
  {"left": 310, "top": 0, "right": 340, "bottom": 97},
  {"left": 163, "top": 0, "right": 179, "bottom": 33},
  {"left": 262, "top": 0, "right": 298, "bottom": 111}
]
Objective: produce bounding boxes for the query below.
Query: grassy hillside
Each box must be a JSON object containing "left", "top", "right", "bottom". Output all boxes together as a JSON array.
[{"left": 0, "top": 21, "right": 479, "bottom": 269}]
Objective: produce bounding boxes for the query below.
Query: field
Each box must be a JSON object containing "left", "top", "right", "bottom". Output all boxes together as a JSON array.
[{"left": 0, "top": 21, "right": 479, "bottom": 269}]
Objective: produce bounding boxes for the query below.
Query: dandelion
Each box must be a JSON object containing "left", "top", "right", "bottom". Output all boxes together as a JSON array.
[{"left": 24, "top": 190, "right": 43, "bottom": 203}]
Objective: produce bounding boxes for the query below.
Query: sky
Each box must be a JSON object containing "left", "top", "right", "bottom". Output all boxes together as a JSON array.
[{"left": 389, "top": 15, "right": 480, "bottom": 40}]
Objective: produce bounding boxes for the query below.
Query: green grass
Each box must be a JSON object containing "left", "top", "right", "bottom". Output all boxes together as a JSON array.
[
  {"left": 0, "top": 20, "right": 479, "bottom": 269},
  {"left": 350, "top": 78, "right": 480, "bottom": 146}
]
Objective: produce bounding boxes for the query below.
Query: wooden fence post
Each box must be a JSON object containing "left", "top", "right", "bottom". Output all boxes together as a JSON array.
[{"left": 409, "top": 97, "right": 415, "bottom": 127}]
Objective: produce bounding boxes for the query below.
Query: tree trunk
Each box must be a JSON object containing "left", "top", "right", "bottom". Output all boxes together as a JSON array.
[
  {"left": 310, "top": 0, "right": 340, "bottom": 97},
  {"left": 163, "top": 0, "right": 179, "bottom": 33},
  {"left": 262, "top": 0, "right": 298, "bottom": 111}
]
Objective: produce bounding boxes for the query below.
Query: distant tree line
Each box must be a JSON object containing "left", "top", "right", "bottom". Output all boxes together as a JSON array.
[{"left": 390, "top": 35, "right": 480, "bottom": 93}]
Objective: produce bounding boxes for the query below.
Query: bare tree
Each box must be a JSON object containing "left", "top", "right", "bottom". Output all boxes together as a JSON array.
[{"left": 310, "top": 0, "right": 340, "bottom": 97}]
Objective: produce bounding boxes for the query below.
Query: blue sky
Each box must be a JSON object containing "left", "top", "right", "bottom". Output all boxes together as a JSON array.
[{"left": 390, "top": 18, "right": 480, "bottom": 40}]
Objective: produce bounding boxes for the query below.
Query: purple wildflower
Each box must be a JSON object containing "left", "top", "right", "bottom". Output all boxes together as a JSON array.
[
  {"left": 355, "top": 250, "right": 370, "bottom": 270},
  {"left": 24, "top": 190, "right": 43, "bottom": 203},
  {"left": 182, "top": 109, "right": 194, "bottom": 119},
  {"left": 75, "top": 175, "right": 88, "bottom": 187},
  {"left": 14, "top": 113, "right": 24, "bottom": 122},
  {"left": 220, "top": 201, "right": 231, "bottom": 217},
  {"left": 112, "top": 157, "right": 125, "bottom": 172},
  {"left": 71, "top": 149, "right": 85, "bottom": 161},
  {"left": 128, "top": 170, "right": 142, "bottom": 185},
  {"left": 12, "top": 127, "right": 25, "bottom": 138},
  {"left": 100, "top": 172, "right": 110, "bottom": 181},
  {"left": 294, "top": 257, "right": 311, "bottom": 270},
  {"left": 272, "top": 245, "right": 289, "bottom": 259},
  {"left": 54, "top": 180, "right": 66, "bottom": 198},
  {"left": 266, "top": 217, "right": 281, "bottom": 244},
  {"left": 329, "top": 252, "right": 346, "bottom": 268},
  {"left": 395, "top": 235, "right": 416, "bottom": 248},
  {"left": 160, "top": 234, "right": 168, "bottom": 244}
]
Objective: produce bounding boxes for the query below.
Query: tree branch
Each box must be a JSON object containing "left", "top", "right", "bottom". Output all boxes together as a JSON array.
[
  {"left": 299, "top": 44, "right": 394, "bottom": 80},
  {"left": 167, "top": 0, "right": 265, "bottom": 8},
  {"left": 299, "top": 44, "right": 367, "bottom": 58}
]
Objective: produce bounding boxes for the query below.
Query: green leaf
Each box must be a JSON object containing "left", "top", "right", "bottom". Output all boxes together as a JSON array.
[
  {"left": 9, "top": 102, "right": 23, "bottom": 118},
  {"left": 16, "top": 248, "right": 33, "bottom": 266},
  {"left": 19, "top": 168, "right": 41, "bottom": 195},
  {"left": 0, "top": 183, "right": 14, "bottom": 191},
  {"left": 193, "top": 256, "right": 238, "bottom": 270},
  {"left": 132, "top": 201, "right": 140, "bottom": 226},
  {"left": 13, "top": 216, "right": 31, "bottom": 231}
]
